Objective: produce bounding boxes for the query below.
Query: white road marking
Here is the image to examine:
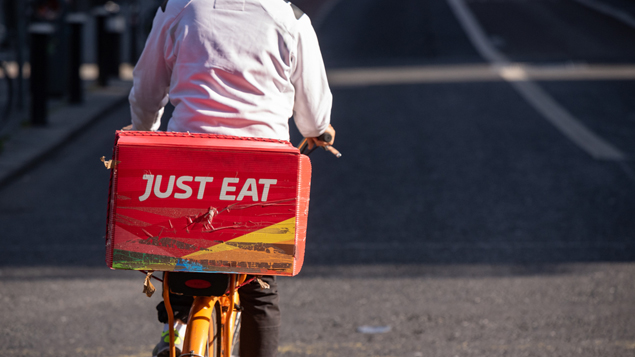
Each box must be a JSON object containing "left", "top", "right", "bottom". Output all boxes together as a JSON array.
[
  {"left": 446, "top": 0, "right": 626, "bottom": 161},
  {"left": 327, "top": 63, "right": 635, "bottom": 86},
  {"left": 309, "top": 241, "right": 633, "bottom": 250},
  {"left": 328, "top": 64, "right": 500, "bottom": 85},
  {"left": 449, "top": 0, "right": 508, "bottom": 63},
  {"left": 510, "top": 80, "right": 628, "bottom": 160},
  {"left": 573, "top": 0, "right": 635, "bottom": 29},
  {"left": 4, "top": 244, "right": 103, "bottom": 252}
]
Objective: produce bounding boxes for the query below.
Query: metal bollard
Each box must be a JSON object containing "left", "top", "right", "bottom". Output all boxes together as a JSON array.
[
  {"left": 95, "top": 7, "right": 109, "bottom": 87},
  {"left": 95, "top": 2, "right": 123, "bottom": 87},
  {"left": 67, "top": 13, "right": 87, "bottom": 104},
  {"left": 106, "top": 15, "right": 125, "bottom": 78},
  {"left": 29, "top": 23, "right": 55, "bottom": 126},
  {"left": 129, "top": 4, "right": 140, "bottom": 65}
]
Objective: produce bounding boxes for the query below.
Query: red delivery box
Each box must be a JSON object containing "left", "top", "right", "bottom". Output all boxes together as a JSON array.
[{"left": 105, "top": 131, "right": 311, "bottom": 276}]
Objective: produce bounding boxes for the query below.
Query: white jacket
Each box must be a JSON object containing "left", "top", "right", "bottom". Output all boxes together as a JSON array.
[{"left": 129, "top": 0, "right": 332, "bottom": 141}]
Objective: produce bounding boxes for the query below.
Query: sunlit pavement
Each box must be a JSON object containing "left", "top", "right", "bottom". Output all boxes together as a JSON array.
[{"left": 1, "top": 0, "right": 634, "bottom": 356}]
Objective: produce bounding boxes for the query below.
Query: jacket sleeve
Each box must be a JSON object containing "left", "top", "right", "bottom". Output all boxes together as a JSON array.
[
  {"left": 290, "top": 15, "right": 332, "bottom": 138},
  {"left": 128, "top": 8, "right": 172, "bottom": 131}
]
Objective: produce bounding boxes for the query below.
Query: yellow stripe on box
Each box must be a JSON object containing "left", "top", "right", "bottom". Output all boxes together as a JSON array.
[{"left": 184, "top": 217, "right": 296, "bottom": 258}]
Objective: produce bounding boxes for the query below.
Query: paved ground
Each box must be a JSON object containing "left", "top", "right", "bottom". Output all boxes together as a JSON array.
[
  {"left": 0, "top": 80, "right": 131, "bottom": 187},
  {"left": 1, "top": 0, "right": 634, "bottom": 356}
]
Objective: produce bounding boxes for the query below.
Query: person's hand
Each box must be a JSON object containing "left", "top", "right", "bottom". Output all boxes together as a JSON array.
[
  {"left": 121, "top": 124, "right": 133, "bottom": 131},
  {"left": 305, "top": 125, "right": 340, "bottom": 157},
  {"left": 306, "top": 124, "right": 335, "bottom": 149}
]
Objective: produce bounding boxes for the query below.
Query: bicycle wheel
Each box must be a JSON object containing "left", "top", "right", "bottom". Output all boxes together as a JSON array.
[
  {"left": 230, "top": 310, "right": 241, "bottom": 357},
  {"left": 206, "top": 303, "right": 222, "bottom": 357},
  {"left": 183, "top": 297, "right": 222, "bottom": 357}
]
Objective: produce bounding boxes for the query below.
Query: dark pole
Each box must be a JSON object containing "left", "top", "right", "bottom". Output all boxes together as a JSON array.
[
  {"left": 106, "top": 14, "right": 124, "bottom": 78},
  {"left": 95, "top": 7, "right": 109, "bottom": 87},
  {"left": 29, "top": 23, "right": 55, "bottom": 126},
  {"left": 129, "top": 1, "right": 139, "bottom": 65},
  {"left": 67, "top": 13, "right": 87, "bottom": 104},
  {"left": 15, "top": 0, "right": 26, "bottom": 111}
]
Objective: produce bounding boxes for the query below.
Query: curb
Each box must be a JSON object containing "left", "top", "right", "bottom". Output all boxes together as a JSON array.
[{"left": 0, "top": 81, "right": 132, "bottom": 188}]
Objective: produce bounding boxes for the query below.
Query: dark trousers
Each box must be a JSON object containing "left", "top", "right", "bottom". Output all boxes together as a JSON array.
[{"left": 157, "top": 275, "right": 280, "bottom": 357}]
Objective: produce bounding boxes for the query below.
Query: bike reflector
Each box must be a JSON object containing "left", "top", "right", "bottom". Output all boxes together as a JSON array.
[
  {"left": 168, "top": 272, "right": 230, "bottom": 297},
  {"left": 105, "top": 131, "right": 311, "bottom": 276}
]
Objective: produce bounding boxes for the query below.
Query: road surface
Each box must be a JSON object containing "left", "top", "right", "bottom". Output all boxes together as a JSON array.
[{"left": 1, "top": 0, "right": 634, "bottom": 356}]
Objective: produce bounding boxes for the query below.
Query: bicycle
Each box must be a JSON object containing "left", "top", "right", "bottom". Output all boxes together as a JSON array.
[
  {"left": 150, "top": 271, "right": 247, "bottom": 357},
  {"left": 108, "top": 132, "right": 339, "bottom": 357}
]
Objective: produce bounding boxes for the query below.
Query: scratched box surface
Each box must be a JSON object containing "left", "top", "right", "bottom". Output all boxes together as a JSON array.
[{"left": 106, "top": 131, "right": 311, "bottom": 276}]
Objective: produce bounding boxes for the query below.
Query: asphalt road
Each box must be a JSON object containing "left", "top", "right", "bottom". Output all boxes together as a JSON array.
[{"left": 1, "top": 0, "right": 635, "bottom": 356}]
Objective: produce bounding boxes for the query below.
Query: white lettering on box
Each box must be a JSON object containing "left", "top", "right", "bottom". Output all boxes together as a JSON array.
[
  {"left": 220, "top": 178, "right": 240, "bottom": 201},
  {"left": 174, "top": 176, "right": 194, "bottom": 199},
  {"left": 154, "top": 175, "right": 176, "bottom": 198},
  {"left": 237, "top": 178, "right": 259, "bottom": 201},
  {"left": 194, "top": 177, "right": 214, "bottom": 199},
  {"left": 259, "top": 179, "right": 277, "bottom": 202},
  {"left": 139, "top": 174, "right": 154, "bottom": 201},
  {"left": 138, "top": 175, "right": 278, "bottom": 201}
]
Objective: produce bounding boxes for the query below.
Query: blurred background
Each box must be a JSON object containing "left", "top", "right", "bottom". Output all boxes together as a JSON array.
[{"left": 0, "top": 0, "right": 634, "bottom": 356}]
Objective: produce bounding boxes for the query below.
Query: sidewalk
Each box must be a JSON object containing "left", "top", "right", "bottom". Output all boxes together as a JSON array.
[{"left": 0, "top": 79, "right": 132, "bottom": 188}]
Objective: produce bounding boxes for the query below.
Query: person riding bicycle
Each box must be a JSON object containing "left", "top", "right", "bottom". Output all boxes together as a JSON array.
[{"left": 128, "top": 1, "right": 334, "bottom": 356}]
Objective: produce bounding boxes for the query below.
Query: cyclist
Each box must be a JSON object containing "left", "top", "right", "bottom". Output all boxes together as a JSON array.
[{"left": 127, "top": 1, "right": 335, "bottom": 356}]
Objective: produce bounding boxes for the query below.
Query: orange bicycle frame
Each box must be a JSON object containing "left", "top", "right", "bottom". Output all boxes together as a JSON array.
[{"left": 163, "top": 273, "right": 247, "bottom": 357}]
